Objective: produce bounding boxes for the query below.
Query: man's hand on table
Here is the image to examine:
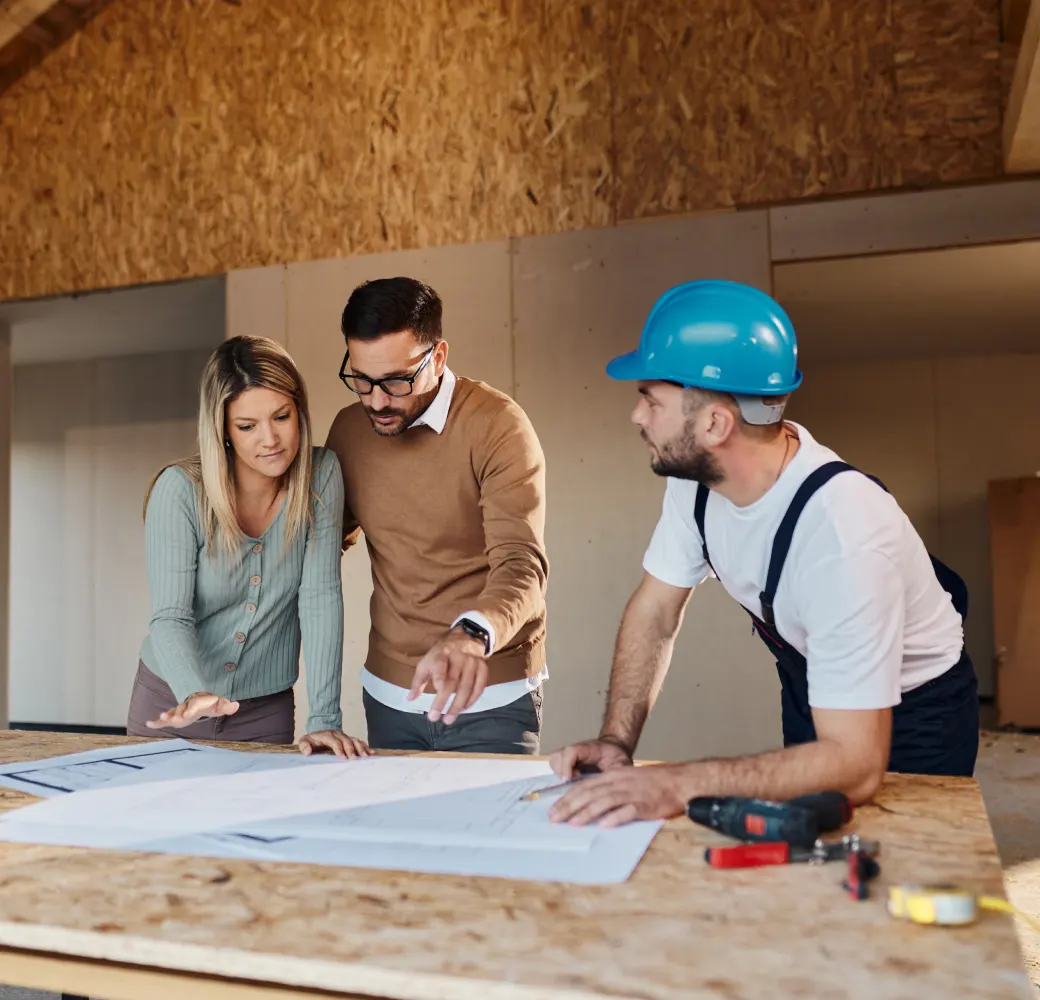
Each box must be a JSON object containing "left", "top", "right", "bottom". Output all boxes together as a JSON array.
[
  {"left": 548, "top": 763, "right": 689, "bottom": 828},
  {"left": 146, "top": 691, "right": 239, "bottom": 729},
  {"left": 549, "top": 736, "right": 633, "bottom": 778},
  {"left": 298, "top": 730, "right": 372, "bottom": 759},
  {"left": 409, "top": 628, "right": 489, "bottom": 724}
]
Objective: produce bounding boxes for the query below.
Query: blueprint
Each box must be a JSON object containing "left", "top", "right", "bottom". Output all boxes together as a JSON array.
[
  {"left": 0, "top": 738, "right": 315, "bottom": 798},
  {"left": 0, "top": 755, "right": 662, "bottom": 883}
]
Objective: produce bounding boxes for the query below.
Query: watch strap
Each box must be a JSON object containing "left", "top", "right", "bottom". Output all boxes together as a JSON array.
[{"left": 455, "top": 617, "right": 491, "bottom": 655}]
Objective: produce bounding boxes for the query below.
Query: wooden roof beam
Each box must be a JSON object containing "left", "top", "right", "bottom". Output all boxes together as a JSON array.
[
  {"left": 1005, "top": 0, "right": 1040, "bottom": 171},
  {"left": 0, "top": 0, "right": 62, "bottom": 50},
  {"left": 0, "top": 0, "right": 114, "bottom": 97},
  {"left": 1004, "top": 0, "right": 1032, "bottom": 45}
]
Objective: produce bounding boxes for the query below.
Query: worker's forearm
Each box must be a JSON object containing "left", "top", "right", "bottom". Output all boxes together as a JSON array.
[
  {"left": 675, "top": 739, "right": 885, "bottom": 806},
  {"left": 599, "top": 606, "right": 679, "bottom": 755}
]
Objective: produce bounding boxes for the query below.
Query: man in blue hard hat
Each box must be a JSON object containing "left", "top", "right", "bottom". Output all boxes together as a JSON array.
[{"left": 547, "top": 279, "right": 979, "bottom": 828}]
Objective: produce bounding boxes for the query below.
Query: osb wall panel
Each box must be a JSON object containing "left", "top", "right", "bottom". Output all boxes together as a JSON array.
[
  {"left": 0, "top": 0, "right": 613, "bottom": 300},
  {"left": 614, "top": 0, "right": 1004, "bottom": 220},
  {"left": 0, "top": 0, "right": 1008, "bottom": 301},
  {"left": 890, "top": 0, "right": 1004, "bottom": 184}
]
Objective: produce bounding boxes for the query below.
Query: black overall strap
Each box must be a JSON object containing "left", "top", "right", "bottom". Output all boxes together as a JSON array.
[
  {"left": 694, "top": 464, "right": 855, "bottom": 613},
  {"left": 694, "top": 461, "right": 967, "bottom": 627},
  {"left": 690, "top": 461, "right": 852, "bottom": 607},
  {"left": 759, "top": 461, "right": 856, "bottom": 628},
  {"left": 694, "top": 483, "right": 712, "bottom": 571},
  {"left": 693, "top": 462, "right": 977, "bottom": 772}
]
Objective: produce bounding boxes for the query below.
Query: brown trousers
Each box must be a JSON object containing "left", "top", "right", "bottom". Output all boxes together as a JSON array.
[{"left": 126, "top": 661, "right": 296, "bottom": 744}]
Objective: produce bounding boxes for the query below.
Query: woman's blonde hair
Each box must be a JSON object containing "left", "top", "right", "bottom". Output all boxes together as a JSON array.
[{"left": 146, "top": 336, "right": 316, "bottom": 556}]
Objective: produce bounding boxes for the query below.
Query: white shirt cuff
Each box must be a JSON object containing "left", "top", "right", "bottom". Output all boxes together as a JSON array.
[{"left": 451, "top": 611, "right": 496, "bottom": 655}]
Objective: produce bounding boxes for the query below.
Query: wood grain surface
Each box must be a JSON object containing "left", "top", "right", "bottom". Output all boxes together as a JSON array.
[{"left": 0, "top": 730, "right": 1029, "bottom": 1000}]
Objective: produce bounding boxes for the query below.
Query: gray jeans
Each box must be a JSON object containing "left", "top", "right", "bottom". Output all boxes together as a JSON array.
[
  {"left": 126, "top": 661, "right": 296, "bottom": 744},
  {"left": 363, "top": 688, "right": 542, "bottom": 754}
]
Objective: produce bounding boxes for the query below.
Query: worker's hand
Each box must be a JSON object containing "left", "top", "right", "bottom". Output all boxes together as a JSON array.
[
  {"left": 409, "top": 629, "right": 489, "bottom": 724},
  {"left": 548, "top": 764, "right": 688, "bottom": 828},
  {"left": 298, "top": 730, "right": 372, "bottom": 759},
  {"left": 549, "top": 736, "right": 633, "bottom": 779},
  {"left": 146, "top": 692, "right": 239, "bottom": 730}
]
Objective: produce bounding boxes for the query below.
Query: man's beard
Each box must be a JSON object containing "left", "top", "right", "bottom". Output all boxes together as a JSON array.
[
  {"left": 645, "top": 426, "right": 723, "bottom": 486},
  {"left": 363, "top": 404, "right": 413, "bottom": 437},
  {"left": 362, "top": 382, "right": 440, "bottom": 437}
]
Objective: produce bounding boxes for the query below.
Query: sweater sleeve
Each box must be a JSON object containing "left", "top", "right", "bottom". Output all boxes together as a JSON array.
[
  {"left": 325, "top": 410, "right": 363, "bottom": 551},
  {"left": 298, "top": 448, "right": 345, "bottom": 733},
  {"left": 467, "top": 401, "right": 549, "bottom": 650},
  {"left": 145, "top": 468, "right": 207, "bottom": 702},
  {"left": 342, "top": 493, "right": 362, "bottom": 552}
]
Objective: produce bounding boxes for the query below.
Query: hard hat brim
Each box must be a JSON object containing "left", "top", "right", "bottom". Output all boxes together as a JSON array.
[
  {"left": 607, "top": 349, "right": 803, "bottom": 395},
  {"left": 606, "top": 351, "right": 652, "bottom": 382}
]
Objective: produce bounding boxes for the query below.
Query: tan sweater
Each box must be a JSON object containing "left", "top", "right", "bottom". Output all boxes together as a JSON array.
[{"left": 326, "top": 376, "right": 548, "bottom": 688}]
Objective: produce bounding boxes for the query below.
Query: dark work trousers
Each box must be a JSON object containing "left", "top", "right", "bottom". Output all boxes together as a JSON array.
[
  {"left": 363, "top": 688, "right": 542, "bottom": 754},
  {"left": 693, "top": 466, "right": 980, "bottom": 778},
  {"left": 126, "top": 661, "right": 296, "bottom": 744},
  {"left": 761, "top": 622, "right": 980, "bottom": 776}
]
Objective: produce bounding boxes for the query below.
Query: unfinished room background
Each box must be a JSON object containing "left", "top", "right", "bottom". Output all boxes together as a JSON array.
[
  {"left": 1, "top": 0, "right": 1037, "bottom": 757},
  {"left": 779, "top": 241, "right": 1040, "bottom": 703},
  {"left": 1, "top": 279, "right": 223, "bottom": 728}
]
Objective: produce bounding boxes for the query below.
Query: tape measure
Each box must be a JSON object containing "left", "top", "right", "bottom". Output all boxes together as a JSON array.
[
  {"left": 888, "top": 884, "right": 1040, "bottom": 935},
  {"left": 888, "top": 884, "right": 979, "bottom": 925}
]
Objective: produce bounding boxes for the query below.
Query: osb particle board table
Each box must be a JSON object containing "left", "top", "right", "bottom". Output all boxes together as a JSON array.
[{"left": 0, "top": 731, "right": 1030, "bottom": 1000}]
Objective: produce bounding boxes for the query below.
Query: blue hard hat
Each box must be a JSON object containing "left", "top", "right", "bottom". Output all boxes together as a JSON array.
[{"left": 607, "top": 280, "right": 802, "bottom": 397}]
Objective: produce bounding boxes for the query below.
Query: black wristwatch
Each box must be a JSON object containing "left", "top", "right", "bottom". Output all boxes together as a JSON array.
[{"left": 454, "top": 617, "right": 491, "bottom": 655}]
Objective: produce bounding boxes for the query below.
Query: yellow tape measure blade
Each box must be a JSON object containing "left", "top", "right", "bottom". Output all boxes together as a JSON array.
[{"left": 887, "top": 885, "right": 978, "bottom": 926}]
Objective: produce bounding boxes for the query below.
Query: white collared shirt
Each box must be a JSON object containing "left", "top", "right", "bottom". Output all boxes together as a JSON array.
[
  {"left": 409, "top": 365, "right": 456, "bottom": 433},
  {"left": 643, "top": 423, "right": 962, "bottom": 709},
  {"left": 359, "top": 367, "right": 548, "bottom": 715}
]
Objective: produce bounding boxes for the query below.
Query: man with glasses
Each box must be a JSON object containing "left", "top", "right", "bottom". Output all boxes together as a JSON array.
[{"left": 325, "top": 277, "right": 549, "bottom": 754}]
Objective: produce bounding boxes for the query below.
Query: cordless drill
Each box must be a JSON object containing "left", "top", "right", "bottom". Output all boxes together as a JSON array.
[{"left": 686, "top": 791, "right": 852, "bottom": 849}]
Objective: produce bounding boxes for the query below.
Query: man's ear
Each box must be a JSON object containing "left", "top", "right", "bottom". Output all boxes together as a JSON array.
[
  {"left": 434, "top": 339, "right": 449, "bottom": 375},
  {"left": 702, "top": 400, "right": 738, "bottom": 447}
]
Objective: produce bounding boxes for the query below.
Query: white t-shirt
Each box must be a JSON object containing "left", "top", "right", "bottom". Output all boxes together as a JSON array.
[{"left": 642, "top": 424, "right": 964, "bottom": 710}]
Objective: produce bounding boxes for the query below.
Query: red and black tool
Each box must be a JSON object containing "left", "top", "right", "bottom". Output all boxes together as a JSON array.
[
  {"left": 704, "top": 833, "right": 879, "bottom": 868},
  {"left": 842, "top": 847, "right": 881, "bottom": 901},
  {"left": 704, "top": 834, "right": 881, "bottom": 901},
  {"left": 687, "top": 791, "right": 853, "bottom": 849}
]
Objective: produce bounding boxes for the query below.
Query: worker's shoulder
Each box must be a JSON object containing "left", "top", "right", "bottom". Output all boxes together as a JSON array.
[
  {"left": 454, "top": 375, "right": 522, "bottom": 411},
  {"left": 784, "top": 428, "right": 893, "bottom": 516},
  {"left": 801, "top": 462, "right": 907, "bottom": 555},
  {"left": 453, "top": 376, "right": 537, "bottom": 430},
  {"left": 811, "top": 462, "right": 899, "bottom": 513}
]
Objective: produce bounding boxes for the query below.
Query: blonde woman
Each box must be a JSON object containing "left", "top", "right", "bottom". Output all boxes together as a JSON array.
[{"left": 127, "top": 335, "right": 370, "bottom": 758}]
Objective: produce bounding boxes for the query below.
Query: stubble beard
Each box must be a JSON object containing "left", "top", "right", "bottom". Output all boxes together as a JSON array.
[{"left": 645, "top": 425, "right": 723, "bottom": 487}]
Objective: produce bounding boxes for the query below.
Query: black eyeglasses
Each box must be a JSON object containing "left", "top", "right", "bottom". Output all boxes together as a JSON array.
[{"left": 339, "top": 347, "right": 435, "bottom": 397}]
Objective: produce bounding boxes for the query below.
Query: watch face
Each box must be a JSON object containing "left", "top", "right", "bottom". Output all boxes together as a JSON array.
[{"left": 459, "top": 619, "right": 489, "bottom": 650}]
